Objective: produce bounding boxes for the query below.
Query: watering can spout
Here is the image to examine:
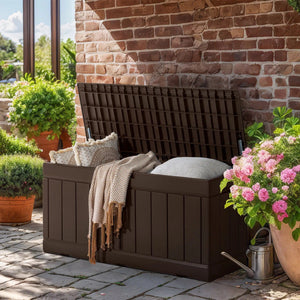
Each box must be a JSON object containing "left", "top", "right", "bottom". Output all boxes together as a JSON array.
[{"left": 221, "top": 251, "right": 255, "bottom": 278}]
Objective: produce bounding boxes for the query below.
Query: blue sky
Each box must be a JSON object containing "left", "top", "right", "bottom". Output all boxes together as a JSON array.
[{"left": 0, "top": 0, "right": 75, "bottom": 43}]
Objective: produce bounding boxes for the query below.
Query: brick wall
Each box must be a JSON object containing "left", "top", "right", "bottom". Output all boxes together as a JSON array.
[{"left": 75, "top": 0, "right": 300, "bottom": 141}]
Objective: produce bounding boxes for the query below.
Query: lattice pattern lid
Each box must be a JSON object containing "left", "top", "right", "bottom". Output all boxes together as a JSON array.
[{"left": 78, "top": 83, "right": 245, "bottom": 163}]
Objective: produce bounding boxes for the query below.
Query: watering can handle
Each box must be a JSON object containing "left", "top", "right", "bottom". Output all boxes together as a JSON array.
[{"left": 253, "top": 227, "right": 272, "bottom": 245}]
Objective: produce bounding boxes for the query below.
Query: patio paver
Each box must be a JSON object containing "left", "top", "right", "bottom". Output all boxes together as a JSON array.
[{"left": 0, "top": 208, "right": 299, "bottom": 299}]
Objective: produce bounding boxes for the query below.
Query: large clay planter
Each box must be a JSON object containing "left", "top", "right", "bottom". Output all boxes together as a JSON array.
[
  {"left": 270, "top": 222, "right": 300, "bottom": 286},
  {"left": 0, "top": 195, "right": 35, "bottom": 225},
  {"left": 29, "top": 131, "right": 59, "bottom": 161},
  {"left": 59, "top": 128, "right": 72, "bottom": 149}
]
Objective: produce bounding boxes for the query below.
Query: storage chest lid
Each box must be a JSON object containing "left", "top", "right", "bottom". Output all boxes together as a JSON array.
[{"left": 78, "top": 83, "right": 244, "bottom": 163}]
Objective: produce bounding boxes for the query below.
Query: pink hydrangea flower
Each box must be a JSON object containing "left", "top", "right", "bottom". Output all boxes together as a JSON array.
[
  {"left": 257, "top": 150, "right": 271, "bottom": 165},
  {"left": 288, "top": 136, "right": 296, "bottom": 144},
  {"left": 282, "top": 195, "right": 288, "bottom": 201},
  {"left": 272, "top": 187, "right": 278, "bottom": 194},
  {"left": 224, "top": 169, "right": 234, "bottom": 180},
  {"left": 242, "top": 163, "right": 254, "bottom": 176},
  {"left": 252, "top": 183, "right": 260, "bottom": 192},
  {"left": 292, "top": 165, "right": 300, "bottom": 172},
  {"left": 280, "top": 132, "right": 286, "bottom": 137},
  {"left": 282, "top": 185, "right": 289, "bottom": 191},
  {"left": 230, "top": 185, "right": 239, "bottom": 198},
  {"left": 272, "top": 200, "right": 287, "bottom": 214},
  {"left": 265, "top": 159, "right": 278, "bottom": 173},
  {"left": 260, "top": 140, "right": 274, "bottom": 150},
  {"left": 276, "top": 153, "right": 284, "bottom": 162},
  {"left": 231, "top": 156, "right": 238, "bottom": 165},
  {"left": 242, "top": 147, "right": 252, "bottom": 157},
  {"left": 280, "top": 168, "right": 296, "bottom": 184},
  {"left": 242, "top": 188, "right": 255, "bottom": 202},
  {"left": 258, "top": 188, "right": 269, "bottom": 202},
  {"left": 277, "top": 212, "right": 288, "bottom": 222}
]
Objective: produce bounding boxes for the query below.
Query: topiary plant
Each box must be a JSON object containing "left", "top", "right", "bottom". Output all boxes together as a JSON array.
[
  {"left": 0, "top": 155, "right": 43, "bottom": 198},
  {"left": 0, "top": 128, "right": 39, "bottom": 155},
  {"left": 288, "top": 0, "right": 300, "bottom": 12}
]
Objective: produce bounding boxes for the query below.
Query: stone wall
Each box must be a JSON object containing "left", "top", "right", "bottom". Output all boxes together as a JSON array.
[
  {"left": 0, "top": 98, "right": 11, "bottom": 132},
  {"left": 75, "top": 0, "right": 300, "bottom": 141}
]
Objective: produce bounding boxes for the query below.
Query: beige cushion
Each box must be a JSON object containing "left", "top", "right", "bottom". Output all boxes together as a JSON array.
[
  {"left": 151, "top": 157, "right": 230, "bottom": 179},
  {"left": 49, "top": 147, "right": 76, "bottom": 165},
  {"left": 74, "top": 132, "right": 120, "bottom": 167}
]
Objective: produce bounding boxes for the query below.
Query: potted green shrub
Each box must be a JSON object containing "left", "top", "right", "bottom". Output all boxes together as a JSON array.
[
  {"left": 0, "top": 155, "right": 43, "bottom": 224},
  {"left": 8, "top": 78, "right": 76, "bottom": 160},
  {"left": 220, "top": 107, "right": 300, "bottom": 285},
  {"left": 288, "top": 0, "right": 300, "bottom": 12}
]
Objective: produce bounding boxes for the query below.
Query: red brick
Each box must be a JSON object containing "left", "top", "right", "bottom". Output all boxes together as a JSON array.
[
  {"left": 221, "top": 52, "right": 246, "bottom": 62},
  {"left": 220, "top": 5, "right": 244, "bottom": 17},
  {"left": 77, "top": 117, "right": 84, "bottom": 127},
  {"left": 260, "top": 90, "right": 273, "bottom": 99},
  {"left": 147, "top": 38, "right": 170, "bottom": 49},
  {"left": 203, "top": 31, "right": 218, "bottom": 40},
  {"left": 171, "top": 13, "right": 193, "bottom": 24},
  {"left": 142, "top": 0, "right": 164, "bottom": 3},
  {"left": 139, "top": 51, "right": 161, "bottom": 61},
  {"left": 219, "top": 28, "right": 244, "bottom": 39},
  {"left": 275, "top": 25, "right": 300, "bottom": 37},
  {"left": 146, "top": 15, "right": 169, "bottom": 26},
  {"left": 211, "top": 0, "right": 254, "bottom": 5},
  {"left": 208, "top": 18, "right": 233, "bottom": 29},
  {"left": 155, "top": 3, "right": 179, "bottom": 14},
  {"left": 259, "top": 77, "right": 273, "bottom": 87},
  {"left": 221, "top": 64, "right": 233, "bottom": 74},
  {"left": 193, "top": 9, "right": 210, "bottom": 21},
  {"left": 76, "top": 126, "right": 86, "bottom": 137},
  {"left": 289, "top": 76, "right": 300, "bottom": 86},
  {"left": 270, "top": 100, "right": 286, "bottom": 108},
  {"left": 206, "top": 76, "right": 228, "bottom": 89},
  {"left": 76, "top": 64, "right": 95, "bottom": 74},
  {"left": 116, "top": 76, "right": 137, "bottom": 85},
  {"left": 275, "top": 50, "right": 287, "bottom": 61},
  {"left": 161, "top": 51, "right": 176, "bottom": 61},
  {"left": 232, "top": 40, "right": 256, "bottom": 49},
  {"left": 248, "top": 51, "right": 273, "bottom": 62},
  {"left": 115, "top": 53, "right": 138, "bottom": 63},
  {"left": 289, "top": 100, "right": 300, "bottom": 109},
  {"left": 171, "top": 37, "right": 194, "bottom": 48},
  {"left": 274, "top": 89, "right": 287, "bottom": 99},
  {"left": 231, "top": 77, "right": 257, "bottom": 88},
  {"left": 76, "top": 135, "right": 86, "bottom": 143},
  {"left": 275, "top": 0, "right": 292, "bottom": 12},
  {"left": 116, "top": 0, "right": 140, "bottom": 6},
  {"left": 234, "top": 16, "right": 256, "bottom": 27},
  {"left": 176, "top": 49, "right": 201, "bottom": 62},
  {"left": 110, "top": 30, "right": 133, "bottom": 40},
  {"left": 84, "top": 43, "right": 96, "bottom": 52},
  {"left": 261, "top": 2, "right": 273, "bottom": 13},
  {"left": 207, "top": 64, "right": 221, "bottom": 74},
  {"left": 102, "top": 20, "right": 121, "bottom": 30},
  {"left": 127, "top": 40, "right": 147, "bottom": 50},
  {"left": 76, "top": 53, "right": 85, "bottom": 63},
  {"left": 246, "top": 27, "right": 272, "bottom": 37},
  {"left": 264, "top": 65, "right": 293, "bottom": 75},
  {"left": 258, "top": 38, "right": 285, "bottom": 49},
  {"left": 295, "top": 65, "right": 300, "bottom": 74},
  {"left": 257, "top": 13, "right": 283, "bottom": 25},
  {"left": 86, "top": 75, "right": 114, "bottom": 84},
  {"left": 135, "top": 28, "right": 154, "bottom": 38},
  {"left": 106, "top": 64, "right": 127, "bottom": 75},
  {"left": 247, "top": 99, "right": 269, "bottom": 110},
  {"left": 75, "top": 1, "right": 82, "bottom": 12},
  {"left": 85, "top": 21, "right": 100, "bottom": 31},
  {"left": 122, "top": 17, "right": 146, "bottom": 28},
  {"left": 275, "top": 78, "right": 287, "bottom": 86},
  {"left": 287, "top": 38, "right": 300, "bottom": 49},
  {"left": 167, "top": 75, "right": 179, "bottom": 87},
  {"left": 106, "top": 6, "right": 154, "bottom": 19},
  {"left": 178, "top": 63, "right": 208, "bottom": 74},
  {"left": 98, "top": 41, "right": 126, "bottom": 52},
  {"left": 96, "top": 65, "right": 106, "bottom": 74},
  {"left": 290, "top": 89, "right": 300, "bottom": 97},
  {"left": 288, "top": 51, "right": 300, "bottom": 63},
  {"left": 245, "top": 3, "right": 260, "bottom": 14},
  {"left": 208, "top": 41, "right": 233, "bottom": 50},
  {"left": 155, "top": 26, "right": 182, "bottom": 37},
  {"left": 88, "top": 53, "right": 114, "bottom": 63},
  {"left": 86, "top": 0, "right": 115, "bottom": 9},
  {"left": 234, "top": 63, "right": 261, "bottom": 75},
  {"left": 203, "top": 52, "right": 220, "bottom": 62},
  {"left": 76, "top": 74, "right": 85, "bottom": 83},
  {"left": 76, "top": 22, "right": 84, "bottom": 31}
]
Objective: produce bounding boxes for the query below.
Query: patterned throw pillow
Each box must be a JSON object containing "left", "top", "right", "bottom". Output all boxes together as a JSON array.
[
  {"left": 74, "top": 132, "right": 120, "bottom": 167},
  {"left": 49, "top": 147, "right": 76, "bottom": 165}
]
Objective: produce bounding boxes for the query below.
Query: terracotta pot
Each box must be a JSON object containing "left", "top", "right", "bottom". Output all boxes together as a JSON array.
[
  {"left": 29, "top": 130, "right": 59, "bottom": 161},
  {"left": 0, "top": 195, "right": 35, "bottom": 225},
  {"left": 270, "top": 222, "right": 300, "bottom": 286},
  {"left": 59, "top": 128, "right": 72, "bottom": 149}
]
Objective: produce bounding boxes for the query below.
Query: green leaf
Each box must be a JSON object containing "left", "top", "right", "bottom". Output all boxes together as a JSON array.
[
  {"left": 220, "top": 178, "right": 229, "bottom": 192},
  {"left": 224, "top": 200, "right": 234, "bottom": 209},
  {"left": 250, "top": 237, "right": 256, "bottom": 246},
  {"left": 237, "top": 207, "right": 244, "bottom": 216},
  {"left": 292, "top": 228, "right": 300, "bottom": 241}
]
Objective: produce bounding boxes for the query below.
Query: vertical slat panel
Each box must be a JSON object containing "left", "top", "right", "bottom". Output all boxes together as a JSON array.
[
  {"left": 185, "top": 196, "right": 201, "bottom": 263},
  {"left": 43, "top": 178, "right": 49, "bottom": 239},
  {"left": 49, "top": 179, "right": 62, "bottom": 240},
  {"left": 168, "top": 194, "right": 184, "bottom": 260},
  {"left": 76, "top": 183, "right": 89, "bottom": 244},
  {"left": 201, "top": 197, "right": 210, "bottom": 264},
  {"left": 62, "top": 181, "right": 76, "bottom": 243},
  {"left": 152, "top": 192, "right": 168, "bottom": 258},
  {"left": 120, "top": 189, "right": 136, "bottom": 253},
  {"left": 136, "top": 190, "right": 151, "bottom": 255}
]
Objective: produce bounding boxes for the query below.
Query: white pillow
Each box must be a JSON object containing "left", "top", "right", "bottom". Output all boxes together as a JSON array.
[
  {"left": 73, "top": 132, "right": 120, "bottom": 167},
  {"left": 151, "top": 157, "right": 230, "bottom": 179},
  {"left": 49, "top": 147, "right": 76, "bottom": 165}
]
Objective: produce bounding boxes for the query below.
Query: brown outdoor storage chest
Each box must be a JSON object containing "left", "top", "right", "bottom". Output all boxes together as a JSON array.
[{"left": 43, "top": 83, "right": 249, "bottom": 281}]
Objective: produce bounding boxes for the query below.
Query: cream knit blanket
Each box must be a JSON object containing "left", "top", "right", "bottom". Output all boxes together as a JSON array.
[{"left": 88, "top": 151, "right": 160, "bottom": 263}]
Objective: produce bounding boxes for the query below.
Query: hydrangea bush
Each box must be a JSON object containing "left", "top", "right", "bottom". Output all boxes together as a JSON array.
[{"left": 220, "top": 107, "right": 300, "bottom": 241}]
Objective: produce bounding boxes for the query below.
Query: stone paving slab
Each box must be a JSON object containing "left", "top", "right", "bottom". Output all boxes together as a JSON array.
[{"left": 0, "top": 209, "right": 300, "bottom": 300}]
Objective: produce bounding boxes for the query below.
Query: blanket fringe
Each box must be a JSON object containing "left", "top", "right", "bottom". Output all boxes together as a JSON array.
[{"left": 88, "top": 222, "right": 98, "bottom": 264}]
